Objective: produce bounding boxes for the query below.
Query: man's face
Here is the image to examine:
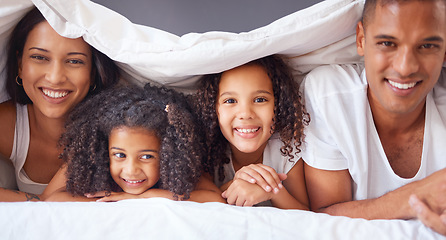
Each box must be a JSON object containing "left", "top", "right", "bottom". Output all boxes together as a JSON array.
[{"left": 356, "top": 1, "right": 446, "bottom": 117}]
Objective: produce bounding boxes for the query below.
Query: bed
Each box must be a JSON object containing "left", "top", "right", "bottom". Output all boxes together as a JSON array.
[{"left": 0, "top": 0, "right": 444, "bottom": 239}]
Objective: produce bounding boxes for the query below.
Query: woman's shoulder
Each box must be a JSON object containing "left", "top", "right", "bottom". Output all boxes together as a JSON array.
[
  {"left": 0, "top": 100, "right": 17, "bottom": 157},
  {"left": 0, "top": 100, "right": 16, "bottom": 122}
]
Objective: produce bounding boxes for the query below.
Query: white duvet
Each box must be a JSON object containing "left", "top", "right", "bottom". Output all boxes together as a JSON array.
[{"left": 0, "top": 0, "right": 444, "bottom": 239}]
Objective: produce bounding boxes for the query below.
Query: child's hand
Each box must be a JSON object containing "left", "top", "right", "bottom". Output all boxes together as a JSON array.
[
  {"left": 234, "top": 163, "right": 287, "bottom": 194},
  {"left": 222, "top": 178, "right": 273, "bottom": 206},
  {"left": 85, "top": 191, "right": 140, "bottom": 202}
]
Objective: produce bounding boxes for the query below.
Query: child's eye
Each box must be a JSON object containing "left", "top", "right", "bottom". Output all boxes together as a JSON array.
[
  {"left": 113, "top": 152, "right": 126, "bottom": 158},
  {"left": 254, "top": 97, "right": 267, "bottom": 103},
  {"left": 141, "top": 154, "right": 154, "bottom": 160},
  {"left": 223, "top": 98, "right": 236, "bottom": 104}
]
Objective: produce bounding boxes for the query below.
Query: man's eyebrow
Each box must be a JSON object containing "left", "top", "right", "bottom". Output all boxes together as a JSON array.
[
  {"left": 374, "top": 35, "right": 444, "bottom": 42},
  {"left": 423, "top": 36, "right": 444, "bottom": 42},
  {"left": 374, "top": 34, "right": 396, "bottom": 40}
]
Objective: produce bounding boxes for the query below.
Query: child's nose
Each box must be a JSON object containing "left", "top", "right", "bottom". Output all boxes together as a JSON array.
[
  {"left": 237, "top": 102, "right": 255, "bottom": 120},
  {"left": 123, "top": 160, "right": 140, "bottom": 175}
]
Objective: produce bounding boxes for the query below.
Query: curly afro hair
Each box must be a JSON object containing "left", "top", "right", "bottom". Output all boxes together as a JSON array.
[
  {"left": 193, "top": 55, "right": 309, "bottom": 182},
  {"left": 60, "top": 84, "right": 203, "bottom": 200}
]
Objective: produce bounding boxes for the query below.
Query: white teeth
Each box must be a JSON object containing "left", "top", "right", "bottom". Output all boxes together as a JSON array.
[
  {"left": 388, "top": 80, "right": 416, "bottom": 90},
  {"left": 124, "top": 179, "right": 144, "bottom": 184},
  {"left": 42, "top": 88, "right": 69, "bottom": 99},
  {"left": 236, "top": 128, "right": 259, "bottom": 133}
]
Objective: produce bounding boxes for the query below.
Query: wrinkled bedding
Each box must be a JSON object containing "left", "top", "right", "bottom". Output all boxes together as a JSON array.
[{"left": 0, "top": 0, "right": 444, "bottom": 239}]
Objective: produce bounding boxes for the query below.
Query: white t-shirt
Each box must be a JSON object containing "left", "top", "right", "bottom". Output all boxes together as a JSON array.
[
  {"left": 301, "top": 64, "right": 446, "bottom": 200},
  {"left": 214, "top": 134, "right": 300, "bottom": 206}
]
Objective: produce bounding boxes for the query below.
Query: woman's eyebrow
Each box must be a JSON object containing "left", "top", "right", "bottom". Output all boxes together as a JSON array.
[{"left": 29, "top": 47, "right": 88, "bottom": 57}]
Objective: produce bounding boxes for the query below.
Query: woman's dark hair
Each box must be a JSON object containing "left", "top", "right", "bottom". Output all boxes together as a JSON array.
[
  {"left": 61, "top": 84, "right": 203, "bottom": 200},
  {"left": 194, "top": 55, "right": 309, "bottom": 182},
  {"left": 4, "top": 7, "right": 119, "bottom": 104}
]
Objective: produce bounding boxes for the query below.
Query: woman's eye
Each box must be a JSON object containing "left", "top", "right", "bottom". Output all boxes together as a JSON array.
[
  {"left": 67, "top": 59, "right": 85, "bottom": 65},
  {"left": 113, "top": 153, "right": 126, "bottom": 158},
  {"left": 30, "top": 55, "right": 47, "bottom": 61}
]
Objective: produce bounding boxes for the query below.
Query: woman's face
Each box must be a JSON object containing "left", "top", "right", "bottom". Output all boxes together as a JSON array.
[{"left": 19, "top": 21, "right": 92, "bottom": 119}]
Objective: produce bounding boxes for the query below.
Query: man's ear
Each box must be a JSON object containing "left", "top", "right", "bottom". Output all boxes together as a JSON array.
[{"left": 356, "top": 21, "right": 366, "bottom": 57}]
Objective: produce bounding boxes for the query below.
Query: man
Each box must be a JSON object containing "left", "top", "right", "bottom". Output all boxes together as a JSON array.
[{"left": 302, "top": 0, "right": 446, "bottom": 235}]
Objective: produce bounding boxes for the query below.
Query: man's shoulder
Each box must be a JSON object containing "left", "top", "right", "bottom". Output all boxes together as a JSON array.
[{"left": 433, "top": 67, "right": 446, "bottom": 102}]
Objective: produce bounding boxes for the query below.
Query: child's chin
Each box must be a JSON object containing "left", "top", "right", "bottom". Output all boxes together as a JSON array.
[{"left": 122, "top": 188, "right": 146, "bottom": 195}]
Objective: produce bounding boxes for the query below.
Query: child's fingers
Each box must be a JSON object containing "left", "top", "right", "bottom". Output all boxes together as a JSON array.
[
  {"left": 224, "top": 190, "right": 237, "bottom": 205},
  {"left": 278, "top": 173, "right": 287, "bottom": 181},
  {"left": 234, "top": 171, "right": 258, "bottom": 184},
  {"left": 96, "top": 193, "right": 122, "bottom": 202},
  {"left": 85, "top": 191, "right": 109, "bottom": 198},
  {"left": 96, "top": 196, "right": 116, "bottom": 202},
  {"left": 248, "top": 164, "right": 283, "bottom": 193},
  {"left": 236, "top": 167, "right": 272, "bottom": 192}
]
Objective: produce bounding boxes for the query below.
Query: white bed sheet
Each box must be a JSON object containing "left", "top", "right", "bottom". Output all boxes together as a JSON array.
[
  {"left": 0, "top": 198, "right": 442, "bottom": 240},
  {"left": 0, "top": 1, "right": 445, "bottom": 239}
]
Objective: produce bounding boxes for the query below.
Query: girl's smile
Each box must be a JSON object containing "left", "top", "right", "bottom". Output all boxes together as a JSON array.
[
  {"left": 216, "top": 64, "right": 275, "bottom": 155},
  {"left": 109, "top": 126, "right": 161, "bottom": 195}
]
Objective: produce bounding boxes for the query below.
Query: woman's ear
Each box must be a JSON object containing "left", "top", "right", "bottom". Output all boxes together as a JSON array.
[{"left": 356, "top": 21, "right": 366, "bottom": 57}]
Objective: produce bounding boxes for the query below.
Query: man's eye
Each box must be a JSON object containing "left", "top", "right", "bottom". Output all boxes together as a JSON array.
[
  {"left": 378, "top": 41, "right": 395, "bottom": 47},
  {"left": 420, "top": 43, "right": 438, "bottom": 49}
]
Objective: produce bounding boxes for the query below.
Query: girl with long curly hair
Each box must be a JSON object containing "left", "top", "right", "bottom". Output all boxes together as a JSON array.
[
  {"left": 45, "top": 84, "right": 224, "bottom": 202},
  {"left": 193, "top": 55, "right": 309, "bottom": 209}
]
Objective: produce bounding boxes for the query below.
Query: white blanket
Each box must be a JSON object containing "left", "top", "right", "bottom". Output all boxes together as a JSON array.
[
  {"left": 0, "top": 0, "right": 444, "bottom": 239},
  {"left": 0, "top": 0, "right": 363, "bottom": 94},
  {"left": 0, "top": 198, "right": 442, "bottom": 240}
]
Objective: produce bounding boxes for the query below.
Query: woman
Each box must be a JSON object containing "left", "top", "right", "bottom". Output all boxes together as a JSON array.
[{"left": 0, "top": 7, "right": 120, "bottom": 201}]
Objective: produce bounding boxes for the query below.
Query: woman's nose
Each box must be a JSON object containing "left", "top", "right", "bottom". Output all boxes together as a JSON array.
[{"left": 45, "top": 62, "right": 67, "bottom": 84}]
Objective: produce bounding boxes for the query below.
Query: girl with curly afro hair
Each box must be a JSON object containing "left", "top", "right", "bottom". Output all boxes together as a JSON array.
[
  {"left": 45, "top": 84, "right": 224, "bottom": 203},
  {"left": 193, "top": 55, "right": 309, "bottom": 209}
]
